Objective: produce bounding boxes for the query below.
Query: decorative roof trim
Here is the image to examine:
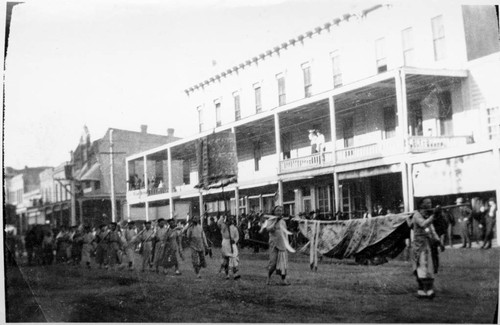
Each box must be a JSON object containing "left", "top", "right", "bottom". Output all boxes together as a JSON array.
[{"left": 184, "top": 4, "right": 385, "bottom": 95}]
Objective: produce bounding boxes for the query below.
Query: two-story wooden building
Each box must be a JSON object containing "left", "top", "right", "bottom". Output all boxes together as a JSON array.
[{"left": 126, "top": 3, "right": 500, "bottom": 224}]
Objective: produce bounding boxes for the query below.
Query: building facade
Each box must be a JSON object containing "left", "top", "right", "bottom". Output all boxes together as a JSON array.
[
  {"left": 126, "top": 4, "right": 500, "bottom": 230},
  {"left": 72, "top": 126, "right": 180, "bottom": 226}
]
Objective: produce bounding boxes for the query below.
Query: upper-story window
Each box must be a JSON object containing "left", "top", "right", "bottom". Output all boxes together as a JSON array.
[
  {"left": 197, "top": 105, "right": 204, "bottom": 132},
  {"left": 276, "top": 73, "right": 286, "bottom": 106},
  {"left": 254, "top": 83, "right": 262, "bottom": 113},
  {"left": 432, "top": 15, "right": 446, "bottom": 61},
  {"left": 375, "top": 37, "right": 387, "bottom": 73},
  {"left": 331, "top": 50, "right": 342, "bottom": 88},
  {"left": 302, "top": 62, "right": 312, "bottom": 98},
  {"left": 214, "top": 100, "right": 222, "bottom": 127},
  {"left": 402, "top": 27, "right": 414, "bottom": 66},
  {"left": 233, "top": 91, "right": 241, "bottom": 121}
]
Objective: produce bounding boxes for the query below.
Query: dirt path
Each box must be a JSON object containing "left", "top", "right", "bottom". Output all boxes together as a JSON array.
[{"left": 5, "top": 247, "right": 499, "bottom": 323}]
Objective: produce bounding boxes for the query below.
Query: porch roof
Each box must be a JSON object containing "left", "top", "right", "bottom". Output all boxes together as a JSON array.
[{"left": 126, "top": 67, "right": 468, "bottom": 161}]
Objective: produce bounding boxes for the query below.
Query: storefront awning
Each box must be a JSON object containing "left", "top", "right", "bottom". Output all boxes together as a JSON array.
[
  {"left": 338, "top": 163, "right": 401, "bottom": 181},
  {"left": 80, "top": 163, "right": 102, "bottom": 181}
]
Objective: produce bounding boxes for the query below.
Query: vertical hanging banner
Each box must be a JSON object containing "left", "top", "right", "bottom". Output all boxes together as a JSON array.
[{"left": 196, "top": 131, "right": 238, "bottom": 190}]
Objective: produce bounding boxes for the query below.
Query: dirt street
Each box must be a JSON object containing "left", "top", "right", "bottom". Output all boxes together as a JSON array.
[{"left": 5, "top": 247, "right": 499, "bottom": 323}]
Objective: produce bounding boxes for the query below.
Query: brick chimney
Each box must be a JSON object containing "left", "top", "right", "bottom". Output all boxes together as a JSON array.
[
  {"left": 140, "top": 125, "right": 148, "bottom": 133},
  {"left": 167, "top": 128, "right": 175, "bottom": 137}
]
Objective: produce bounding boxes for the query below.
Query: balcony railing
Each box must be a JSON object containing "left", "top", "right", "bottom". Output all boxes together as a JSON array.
[
  {"left": 280, "top": 151, "right": 333, "bottom": 172},
  {"left": 336, "top": 138, "right": 403, "bottom": 163},
  {"left": 408, "top": 136, "right": 474, "bottom": 153},
  {"left": 147, "top": 187, "right": 169, "bottom": 196}
]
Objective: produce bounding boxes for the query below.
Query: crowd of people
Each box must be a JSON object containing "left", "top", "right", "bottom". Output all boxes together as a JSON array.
[
  {"left": 6, "top": 207, "right": 299, "bottom": 285},
  {"left": 5, "top": 197, "right": 497, "bottom": 294}
]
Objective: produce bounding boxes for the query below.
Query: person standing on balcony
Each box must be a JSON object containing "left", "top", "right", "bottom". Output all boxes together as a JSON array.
[
  {"left": 218, "top": 215, "right": 241, "bottom": 280},
  {"left": 412, "top": 197, "right": 444, "bottom": 299},
  {"left": 454, "top": 198, "right": 473, "bottom": 248},
  {"left": 373, "top": 203, "right": 387, "bottom": 217},
  {"left": 308, "top": 130, "right": 318, "bottom": 153},
  {"left": 482, "top": 198, "right": 497, "bottom": 249},
  {"left": 315, "top": 130, "right": 326, "bottom": 154}
]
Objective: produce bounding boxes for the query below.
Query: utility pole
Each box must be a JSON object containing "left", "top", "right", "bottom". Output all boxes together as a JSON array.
[
  {"left": 110, "top": 129, "right": 117, "bottom": 223},
  {"left": 70, "top": 151, "right": 77, "bottom": 226}
]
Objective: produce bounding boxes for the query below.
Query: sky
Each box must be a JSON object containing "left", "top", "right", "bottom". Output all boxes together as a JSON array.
[{"left": 3, "top": 0, "right": 372, "bottom": 170}]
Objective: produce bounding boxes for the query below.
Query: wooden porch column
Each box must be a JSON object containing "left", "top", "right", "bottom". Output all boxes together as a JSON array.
[
  {"left": 167, "top": 147, "right": 174, "bottom": 219},
  {"left": 274, "top": 113, "right": 282, "bottom": 173},
  {"left": 328, "top": 95, "right": 337, "bottom": 164},
  {"left": 235, "top": 187, "right": 240, "bottom": 217},
  {"left": 333, "top": 172, "right": 340, "bottom": 220},
  {"left": 407, "top": 162, "right": 415, "bottom": 212},
  {"left": 401, "top": 161, "right": 410, "bottom": 213},
  {"left": 277, "top": 180, "right": 284, "bottom": 206},
  {"left": 395, "top": 69, "right": 409, "bottom": 151}
]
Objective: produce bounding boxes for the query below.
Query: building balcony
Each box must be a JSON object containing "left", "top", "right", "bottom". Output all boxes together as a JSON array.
[
  {"left": 280, "top": 151, "right": 334, "bottom": 173},
  {"left": 407, "top": 135, "right": 474, "bottom": 153}
]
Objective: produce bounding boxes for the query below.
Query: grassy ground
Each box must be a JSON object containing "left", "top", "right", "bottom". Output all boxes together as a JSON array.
[{"left": 5, "top": 246, "right": 499, "bottom": 323}]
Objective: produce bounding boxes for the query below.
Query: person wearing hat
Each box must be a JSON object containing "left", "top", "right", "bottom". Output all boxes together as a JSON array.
[
  {"left": 185, "top": 215, "right": 209, "bottom": 278},
  {"left": 123, "top": 221, "right": 138, "bottom": 271},
  {"left": 454, "top": 198, "right": 473, "bottom": 248},
  {"left": 217, "top": 214, "right": 241, "bottom": 280},
  {"left": 153, "top": 218, "right": 170, "bottom": 274},
  {"left": 308, "top": 129, "right": 318, "bottom": 154},
  {"left": 412, "top": 197, "right": 443, "bottom": 299},
  {"left": 163, "top": 218, "right": 183, "bottom": 275},
  {"left": 105, "top": 222, "right": 123, "bottom": 270},
  {"left": 482, "top": 198, "right": 497, "bottom": 249},
  {"left": 94, "top": 224, "right": 108, "bottom": 269},
  {"left": 137, "top": 221, "right": 155, "bottom": 272}
]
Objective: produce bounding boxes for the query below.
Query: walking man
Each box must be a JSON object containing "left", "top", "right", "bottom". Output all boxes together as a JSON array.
[
  {"left": 218, "top": 215, "right": 241, "bottom": 280},
  {"left": 185, "top": 216, "right": 209, "bottom": 279},
  {"left": 455, "top": 198, "right": 473, "bottom": 248},
  {"left": 124, "top": 221, "right": 137, "bottom": 271},
  {"left": 260, "top": 205, "right": 295, "bottom": 286},
  {"left": 482, "top": 198, "right": 497, "bottom": 249},
  {"left": 136, "top": 221, "right": 155, "bottom": 272},
  {"left": 412, "top": 197, "right": 444, "bottom": 299}
]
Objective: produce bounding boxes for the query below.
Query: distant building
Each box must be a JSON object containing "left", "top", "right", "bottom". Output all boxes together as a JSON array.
[
  {"left": 4, "top": 166, "right": 52, "bottom": 233},
  {"left": 126, "top": 3, "right": 500, "bottom": 228},
  {"left": 72, "top": 126, "right": 180, "bottom": 226}
]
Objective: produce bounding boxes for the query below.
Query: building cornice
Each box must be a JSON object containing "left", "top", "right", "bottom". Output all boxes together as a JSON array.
[{"left": 183, "top": 4, "right": 385, "bottom": 96}]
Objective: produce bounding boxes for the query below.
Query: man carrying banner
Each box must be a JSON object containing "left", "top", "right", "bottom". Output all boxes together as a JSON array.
[
  {"left": 412, "top": 197, "right": 444, "bottom": 299},
  {"left": 260, "top": 205, "right": 295, "bottom": 286}
]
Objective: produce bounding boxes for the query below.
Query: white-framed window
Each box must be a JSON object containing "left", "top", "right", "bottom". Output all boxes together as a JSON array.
[
  {"left": 331, "top": 50, "right": 342, "bottom": 88},
  {"left": 254, "top": 83, "right": 262, "bottom": 113},
  {"left": 402, "top": 27, "right": 414, "bottom": 66},
  {"left": 375, "top": 37, "right": 387, "bottom": 73},
  {"left": 431, "top": 15, "right": 446, "bottom": 61},
  {"left": 301, "top": 62, "right": 312, "bottom": 98},
  {"left": 233, "top": 91, "right": 241, "bottom": 121},
  {"left": 197, "top": 105, "right": 204, "bottom": 132},
  {"left": 214, "top": 99, "right": 221, "bottom": 127},
  {"left": 276, "top": 73, "right": 286, "bottom": 106}
]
